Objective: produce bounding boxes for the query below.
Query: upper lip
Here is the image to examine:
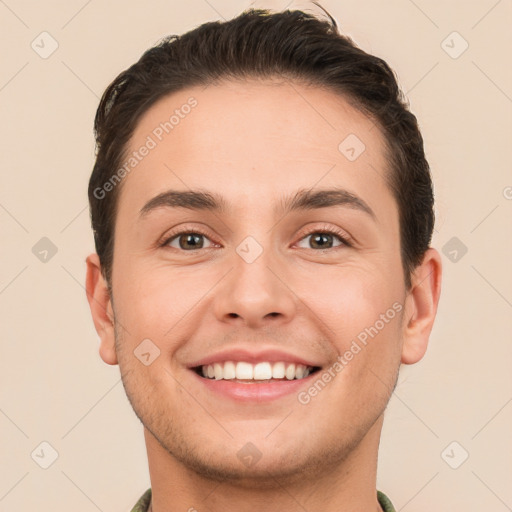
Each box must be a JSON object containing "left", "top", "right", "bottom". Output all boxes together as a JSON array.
[{"left": 187, "top": 347, "right": 323, "bottom": 369}]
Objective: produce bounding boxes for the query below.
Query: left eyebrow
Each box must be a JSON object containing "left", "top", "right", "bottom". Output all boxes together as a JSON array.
[
  {"left": 138, "top": 186, "right": 376, "bottom": 221},
  {"left": 277, "top": 187, "right": 377, "bottom": 221}
]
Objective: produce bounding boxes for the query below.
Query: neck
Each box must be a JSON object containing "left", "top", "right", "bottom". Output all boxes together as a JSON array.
[{"left": 144, "top": 415, "right": 384, "bottom": 512}]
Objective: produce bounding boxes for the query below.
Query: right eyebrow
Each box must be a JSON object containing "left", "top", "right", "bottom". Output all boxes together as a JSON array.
[{"left": 139, "top": 189, "right": 227, "bottom": 219}]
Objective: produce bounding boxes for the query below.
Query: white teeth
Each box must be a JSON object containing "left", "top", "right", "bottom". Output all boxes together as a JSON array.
[
  {"left": 214, "top": 363, "right": 223, "bottom": 380},
  {"left": 285, "top": 364, "right": 296, "bottom": 380},
  {"left": 199, "top": 361, "right": 314, "bottom": 381},
  {"left": 253, "top": 362, "right": 272, "bottom": 380},
  {"left": 223, "top": 361, "right": 236, "bottom": 379},
  {"left": 235, "top": 362, "right": 253, "bottom": 380},
  {"left": 272, "top": 362, "right": 285, "bottom": 379}
]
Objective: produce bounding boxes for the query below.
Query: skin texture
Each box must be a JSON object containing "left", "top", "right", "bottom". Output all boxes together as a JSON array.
[{"left": 86, "top": 79, "right": 442, "bottom": 511}]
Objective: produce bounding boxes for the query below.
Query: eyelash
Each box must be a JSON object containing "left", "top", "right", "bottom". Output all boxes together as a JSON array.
[{"left": 159, "top": 224, "right": 352, "bottom": 252}]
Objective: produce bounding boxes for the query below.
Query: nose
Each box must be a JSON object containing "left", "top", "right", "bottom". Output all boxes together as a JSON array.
[{"left": 212, "top": 241, "right": 298, "bottom": 329}]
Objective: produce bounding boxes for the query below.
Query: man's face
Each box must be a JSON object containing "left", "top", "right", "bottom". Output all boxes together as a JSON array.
[{"left": 106, "top": 79, "right": 408, "bottom": 481}]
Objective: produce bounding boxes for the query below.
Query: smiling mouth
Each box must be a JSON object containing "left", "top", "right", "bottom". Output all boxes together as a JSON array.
[{"left": 193, "top": 361, "right": 321, "bottom": 382}]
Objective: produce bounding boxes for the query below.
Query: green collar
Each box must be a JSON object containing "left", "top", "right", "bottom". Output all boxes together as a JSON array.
[
  {"left": 130, "top": 488, "right": 151, "bottom": 512},
  {"left": 377, "top": 490, "right": 396, "bottom": 511},
  {"left": 131, "top": 488, "right": 395, "bottom": 511}
]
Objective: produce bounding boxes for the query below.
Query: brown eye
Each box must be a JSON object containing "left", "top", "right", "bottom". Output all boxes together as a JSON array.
[
  {"left": 311, "top": 233, "right": 335, "bottom": 249},
  {"left": 165, "top": 232, "right": 214, "bottom": 251},
  {"left": 296, "top": 230, "right": 349, "bottom": 250}
]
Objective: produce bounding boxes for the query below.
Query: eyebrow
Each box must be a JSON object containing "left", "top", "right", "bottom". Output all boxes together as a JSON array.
[{"left": 139, "top": 187, "right": 376, "bottom": 221}]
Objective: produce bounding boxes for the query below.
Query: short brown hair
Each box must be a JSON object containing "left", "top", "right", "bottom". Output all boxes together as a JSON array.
[{"left": 88, "top": 6, "right": 435, "bottom": 290}]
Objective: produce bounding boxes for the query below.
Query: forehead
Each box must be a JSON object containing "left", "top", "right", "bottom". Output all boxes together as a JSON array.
[{"left": 118, "top": 78, "right": 394, "bottom": 220}]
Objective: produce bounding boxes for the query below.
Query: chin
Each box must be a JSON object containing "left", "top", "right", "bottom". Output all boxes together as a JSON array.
[{"left": 153, "top": 424, "right": 359, "bottom": 488}]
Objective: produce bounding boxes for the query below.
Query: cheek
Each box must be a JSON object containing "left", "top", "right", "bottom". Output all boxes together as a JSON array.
[
  {"left": 298, "top": 264, "right": 400, "bottom": 338},
  {"left": 114, "top": 262, "right": 209, "bottom": 344},
  {"left": 303, "top": 264, "right": 404, "bottom": 380}
]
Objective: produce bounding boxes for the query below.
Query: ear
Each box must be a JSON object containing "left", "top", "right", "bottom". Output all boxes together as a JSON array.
[
  {"left": 85, "top": 253, "right": 118, "bottom": 365},
  {"left": 401, "top": 248, "right": 442, "bottom": 364}
]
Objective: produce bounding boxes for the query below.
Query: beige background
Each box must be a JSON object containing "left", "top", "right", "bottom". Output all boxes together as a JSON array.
[{"left": 1, "top": 0, "right": 511, "bottom": 510}]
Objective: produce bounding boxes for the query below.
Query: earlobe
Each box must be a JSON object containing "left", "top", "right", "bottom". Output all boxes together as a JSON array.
[
  {"left": 401, "top": 248, "right": 442, "bottom": 365},
  {"left": 85, "top": 253, "right": 118, "bottom": 365}
]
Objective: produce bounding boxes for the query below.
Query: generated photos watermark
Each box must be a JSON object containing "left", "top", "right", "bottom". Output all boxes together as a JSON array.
[
  {"left": 297, "top": 301, "right": 403, "bottom": 405},
  {"left": 93, "top": 96, "right": 198, "bottom": 200}
]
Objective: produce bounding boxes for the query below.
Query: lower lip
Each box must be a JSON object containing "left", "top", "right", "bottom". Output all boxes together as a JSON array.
[{"left": 190, "top": 370, "right": 316, "bottom": 402}]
